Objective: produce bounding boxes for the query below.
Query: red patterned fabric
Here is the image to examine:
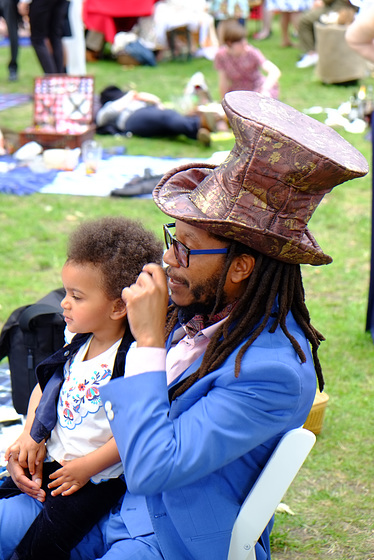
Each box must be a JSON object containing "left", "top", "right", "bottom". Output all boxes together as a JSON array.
[{"left": 183, "top": 301, "right": 237, "bottom": 338}]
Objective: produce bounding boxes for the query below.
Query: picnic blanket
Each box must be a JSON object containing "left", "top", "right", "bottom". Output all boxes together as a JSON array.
[
  {"left": 0, "top": 362, "right": 24, "bottom": 470},
  {"left": 0, "top": 151, "right": 229, "bottom": 197},
  {"left": 0, "top": 36, "right": 31, "bottom": 48},
  {"left": 0, "top": 93, "right": 32, "bottom": 112},
  {"left": 0, "top": 157, "right": 58, "bottom": 195},
  {"left": 0, "top": 363, "right": 12, "bottom": 410}
]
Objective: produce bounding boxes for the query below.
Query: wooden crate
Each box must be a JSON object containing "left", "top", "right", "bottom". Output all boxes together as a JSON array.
[{"left": 19, "top": 75, "right": 96, "bottom": 149}]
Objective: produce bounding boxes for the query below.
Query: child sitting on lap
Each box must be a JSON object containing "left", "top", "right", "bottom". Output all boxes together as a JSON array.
[{"left": 0, "top": 216, "right": 163, "bottom": 560}]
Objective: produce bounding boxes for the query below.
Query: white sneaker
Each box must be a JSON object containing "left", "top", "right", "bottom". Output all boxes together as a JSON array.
[{"left": 296, "top": 52, "right": 319, "bottom": 69}]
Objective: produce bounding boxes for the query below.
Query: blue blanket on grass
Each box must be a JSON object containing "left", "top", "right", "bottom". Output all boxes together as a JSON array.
[
  {"left": 0, "top": 157, "right": 58, "bottom": 196},
  {"left": 0, "top": 151, "right": 229, "bottom": 197}
]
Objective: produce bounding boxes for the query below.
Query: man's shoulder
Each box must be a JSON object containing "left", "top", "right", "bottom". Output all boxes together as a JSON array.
[{"left": 219, "top": 316, "right": 312, "bottom": 374}]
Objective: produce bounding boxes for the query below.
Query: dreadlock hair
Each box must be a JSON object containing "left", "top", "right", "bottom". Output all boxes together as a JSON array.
[{"left": 165, "top": 239, "right": 325, "bottom": 401}]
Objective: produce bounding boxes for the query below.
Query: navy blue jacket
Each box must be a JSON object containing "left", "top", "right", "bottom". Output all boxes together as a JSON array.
[{"left": 30, "top": 329, "right": 134, "bottom": 443}]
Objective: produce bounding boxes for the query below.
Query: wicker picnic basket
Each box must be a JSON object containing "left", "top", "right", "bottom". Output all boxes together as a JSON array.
[
  {"left": 303, "top": 391, "right": 329, "bottom": 435},
  {"left": 19, "top": 75, "right": 96, "bottom": 149}
]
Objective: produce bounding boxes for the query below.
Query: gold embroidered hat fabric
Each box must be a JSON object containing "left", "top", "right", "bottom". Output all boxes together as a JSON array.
[{"left": 153, "top": 91, "right": 369, "bottom": 265}]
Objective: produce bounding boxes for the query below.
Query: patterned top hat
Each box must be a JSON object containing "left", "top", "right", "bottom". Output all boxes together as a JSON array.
[{"left": 153, "top": 91, "right": 368, "bottom": 265}]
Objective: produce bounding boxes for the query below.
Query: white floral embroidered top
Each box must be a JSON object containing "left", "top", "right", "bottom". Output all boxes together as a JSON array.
[{"left": 46, "top": 335, "right": 123, "bottom": 483}]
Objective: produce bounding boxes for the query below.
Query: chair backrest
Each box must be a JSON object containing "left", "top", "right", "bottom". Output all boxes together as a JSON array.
[{"left": 227, "top": 427, "right": 316, "bottom": 560}]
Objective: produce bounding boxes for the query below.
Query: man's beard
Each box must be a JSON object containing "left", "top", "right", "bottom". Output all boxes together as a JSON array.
[{"left": 168, "top": 268, "right": 226, "bottom": 323}]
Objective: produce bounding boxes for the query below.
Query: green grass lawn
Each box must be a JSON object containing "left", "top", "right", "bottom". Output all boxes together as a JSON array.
[{"left": 1, "top": 17, "right": 374, "bottom": 558}]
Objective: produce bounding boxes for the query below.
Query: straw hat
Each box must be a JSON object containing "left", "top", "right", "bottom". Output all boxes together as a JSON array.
[{"left": 153, "top": 91, "right": 368, "bottom": 265}]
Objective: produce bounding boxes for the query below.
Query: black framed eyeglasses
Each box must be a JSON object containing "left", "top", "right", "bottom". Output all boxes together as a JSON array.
[{"left": 163, "top": 223, "right": 228, "bottom": 268}]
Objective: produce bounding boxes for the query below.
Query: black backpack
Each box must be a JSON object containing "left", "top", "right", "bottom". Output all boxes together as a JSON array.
[{"left": 0, "top": 288, "right": 66, "bottom": 415}]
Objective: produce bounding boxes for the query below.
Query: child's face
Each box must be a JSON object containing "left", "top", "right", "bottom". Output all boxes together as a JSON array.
[{"left": 61, "top": 261, "right": 116, "bottom": 335}]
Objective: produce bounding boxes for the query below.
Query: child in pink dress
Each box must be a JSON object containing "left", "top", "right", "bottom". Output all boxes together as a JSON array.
[{"left": 214, "top": 19, "right": 281, "bottom": 99}]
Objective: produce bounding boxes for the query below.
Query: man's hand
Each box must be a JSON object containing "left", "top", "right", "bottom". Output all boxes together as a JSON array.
[
  {"left": 48, "top": 457, "right": 91, "bottom": 497},
  {"left": 6, "top": 454, "right": 45, "bottom": 502},
  {"left": 122, "top": 263, "right": 168, "bottom": 348},
  {"left": 5, "top": 431, "right": 46, "bottom": 476}
]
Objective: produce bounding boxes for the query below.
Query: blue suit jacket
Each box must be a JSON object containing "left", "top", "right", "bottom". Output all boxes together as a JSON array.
[{"left": 99, "top": 311, "right": 317, "bottom": 560}]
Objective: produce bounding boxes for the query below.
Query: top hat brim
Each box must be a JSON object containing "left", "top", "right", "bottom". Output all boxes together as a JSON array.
[
  {"left": 153, "top": 163, "right": 332, "bottom": 266},
  {"left": 154, "top": 92, "right": 368, "bottom": 266}
]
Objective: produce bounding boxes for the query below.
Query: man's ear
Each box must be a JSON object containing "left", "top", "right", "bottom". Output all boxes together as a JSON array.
[
  {"left": 229, "top": 253, "right": 256, "bottom": 284},
  {"left": 111, "top": 298, "right": 127, "bottom": 321}
]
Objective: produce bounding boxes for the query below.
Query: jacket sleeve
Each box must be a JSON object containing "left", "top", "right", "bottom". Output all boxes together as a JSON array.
[
  {"left": 29, "top": 372, "right": 63, "bottom": 443},
  {"left": 100, "top": 346, "right": 316, "bottom": 495}
]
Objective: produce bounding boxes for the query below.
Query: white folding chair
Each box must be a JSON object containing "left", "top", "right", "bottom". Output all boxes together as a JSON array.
[{"left": 228, "top": 427, "right": 316, "bottom": 560}]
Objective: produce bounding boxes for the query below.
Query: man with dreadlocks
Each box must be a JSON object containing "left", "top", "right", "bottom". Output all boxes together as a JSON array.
[
  {"left": 70, "top": 91, "right": 369, "bottom": 560},
  {"left": 4, "top": 91, "right": 368, "bottom": 560}
]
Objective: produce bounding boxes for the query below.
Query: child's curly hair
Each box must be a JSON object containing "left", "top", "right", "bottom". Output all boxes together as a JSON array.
[{"left": 66, "top": 216, "right": 164, "bottom": 300}]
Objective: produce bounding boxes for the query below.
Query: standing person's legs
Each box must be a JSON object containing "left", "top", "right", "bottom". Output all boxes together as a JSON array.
[
  {"left": 29, "top": 0, "right": 57, "bottom": 73},
  {"left": 298, "top": 6, "right": 325, "bottom": 53},
  {"left": 3, "top": 0, "right": 19, "bottom": 80},
  {"left": 280, "top": 12, "right": 293, "bottom": 46},
  {"left": 48, "top": 0, "right": 68, "bottom": 73},
  {"left": 253, "top": 0, "right": 273, "bottom": 40},
  {"left": 296, "top": 6, "right": 326, "bottom": 67},
  {"left": 124, "top": 106, "right": 201, "bottom": 139},
  {"left": 291, "top": 10, "right": 301, "bottom": 35},
  {"left": 62, "top": 0, "right": 86, "bottom": 75}
]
